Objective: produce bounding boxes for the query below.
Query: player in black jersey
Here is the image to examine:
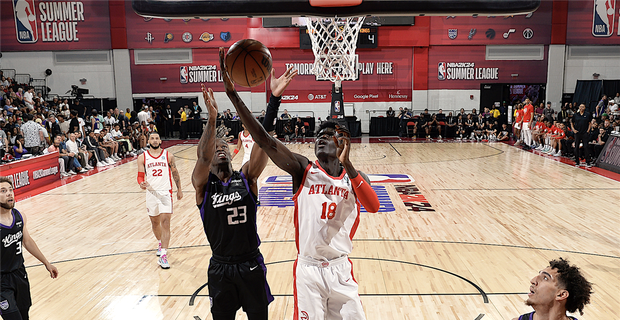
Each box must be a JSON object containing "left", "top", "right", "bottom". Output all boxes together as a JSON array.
[
  {"left": 513, "top": 258, "right": 592, "bottom": 320},
  {"left": 192, "top": 67, "right": 296, "bottom": 320},
  {"left": 1, "top": 176, "right": 58, "bottom": 320}
]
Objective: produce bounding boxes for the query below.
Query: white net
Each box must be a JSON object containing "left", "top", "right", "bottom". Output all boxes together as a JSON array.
[{"left": 305, "top": 16, "right": 365, "bottom": 85}]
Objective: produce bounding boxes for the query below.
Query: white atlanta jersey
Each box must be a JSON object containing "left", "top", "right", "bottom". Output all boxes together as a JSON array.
[
  {"left": 144, "top": 149, "right": 173, "bottom": 193},
  {"left": 293, "top": 160, "right": 360, "bottom": 261},
  {"left": 239, "top": 131, "right": 254, "bottom": 167}
]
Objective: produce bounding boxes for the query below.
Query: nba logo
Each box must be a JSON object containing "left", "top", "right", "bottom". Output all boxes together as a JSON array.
[
  {"left": 592, "top": 0, "right": 615, "bottom": 37},
  {"left": 13, "top": 0, "right": 38, "bottom": 43},
  {"left": 438, "top": 62, "right": 446, "bottom": 81},
  {"left": 180, "top": 66, "right": 188, "bottom": 84}
]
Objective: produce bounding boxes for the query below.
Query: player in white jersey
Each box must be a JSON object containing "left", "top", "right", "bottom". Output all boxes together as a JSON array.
[
  {"left": 218, "top": 47, "right": 380, "bottom": 320},
  {"left": 137, "top": 132, "right": 183, "bottom": 269},
  {"left": 231, "top": 123, "right": 255, "bottom": 168}
]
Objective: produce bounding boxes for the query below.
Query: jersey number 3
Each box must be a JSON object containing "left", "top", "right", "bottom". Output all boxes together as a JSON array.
[{"left": 227, "top": 206, "right": 247, "bottom": 225}]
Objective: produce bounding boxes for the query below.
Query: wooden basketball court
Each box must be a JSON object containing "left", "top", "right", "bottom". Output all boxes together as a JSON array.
[{"left": 17, "top": 140, "right": 619, "bottom": 319}]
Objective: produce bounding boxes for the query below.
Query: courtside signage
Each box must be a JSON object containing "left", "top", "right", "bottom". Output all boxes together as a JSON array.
[
  {"left": 13, "top": 0, "right": 86, "bottom": 43},
  {"left": 179, "top": 65, "right": 222, "bottom": 83},
  {"left": 438, "top": 62, "right": 499, "bottom": 80}
]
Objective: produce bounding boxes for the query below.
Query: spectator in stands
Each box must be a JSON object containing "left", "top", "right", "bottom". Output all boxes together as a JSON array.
[
  {"left": 455, "top": 114, "right": 465, "bottom": 140},
  {"left": 66, "top": 132, "right": 93, "bottom": 170},
  {"left": 427, "top": 114, "right": 441, "bottom": 139},
  {"left": 57, "top": 114, "right": 69, "bottom": 135},
  {"left": 216, "top": 122, "right": 234, "bottom": 142},
  {"left": 497, "top": 123, "right": 510, "bottom": 141},
  {"left": 281, "top": 119, "right": 295, "bottom": 142},
  {"left": 279, "top": 109, "right": 292, "bottom": 120},
  {"left": 0, "top": 76, "right": 9, "bottom": 87},
  {"left": 12, "top": 135, "right": 27, "bottom": 159},
  {"left": 20, "top": 113, "right": 43, "bottom": 155},
  {"left": 162, "top": 105, "right": 174, "bottom": 138},
  {"left": 465, "top": 114, "right": 475, "bottom": 140},
  {"left": 72, "top": 99, "right": 85, "bottom": 118},
  {"left": 192, "top": 101, "right": 202, "bottom": 120},
  {"left": 125, "top": 108, "right": 132, "bottom": 120},
  {"left": 485, "top": 120, "right": 498, "bottom": 141},
  {"left": 596, "top": 94, "right": 608, "bottom": 116},
  {"left": 178, "top": 106, "right": 188, "bottom": 139},
  {"left": 90, "top": 109, "right": 104, "bottom": 131},
  {"left": 571, "top": 103, "right": 593, "bottom": 167},
  {"left": 45, "top": 114, "right": 61, "bottom": 138},
  {"left": 535, "top": 102, "right": 545, "bottom": 116},
  {"left": 100, "top": 128, "right": 120, "bottom": 161},
  {"left": 445, "top": 112, "right": 456, "bottom": 138},
  {"left": 419, "top": 109, "right": 431, "bottom": 138},
  {"left": 386, "top": 107, "right": 395, "bottom": 117},
  {"left": 104, "top": 110, "right": 117, "bottom": 127},
  {"left": 86, "top": 129, "right": 113, "bottom": 166},
  {"left": 23, "top": 87, "right": 35, "bottom": 109},
  {"left": 294, "top": 117, "right": 306, "bottom": 138},
  {"left": 148, "top": 121, "right": 158, "bottom": 134},
  {"left": 3, "top": 98, "right": 15, "bottom": 116},
  {"left": 138, "top": 105, "right": 149, "bottom": 125},
  {"left": 111, "top": 123, "right": 135, "bottom": 157},
  {"left": 0, "top": 121, "right": 7, "bottom": 159},
  {"left": 58, "top": 134, "right": 87, "bottom": 174},
  {"left": 544, "top": 101, "right": 554, "bottom": 122},
  {"left": 549, "top": 123, "right": 567, "bottom": 157}
]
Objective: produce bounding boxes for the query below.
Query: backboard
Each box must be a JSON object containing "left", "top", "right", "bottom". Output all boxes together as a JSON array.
[{"left": 132, "top": 0, "right": 541, "bottom": 19}]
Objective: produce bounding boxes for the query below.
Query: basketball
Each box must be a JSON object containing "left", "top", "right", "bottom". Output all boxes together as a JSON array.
[{"left": 225, "top": 39, "right": 272, "bottom": 88}]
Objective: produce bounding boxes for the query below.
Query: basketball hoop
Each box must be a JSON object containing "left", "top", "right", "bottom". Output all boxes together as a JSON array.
[{"left": 305, "top": 16, "right": 365, "bottom": 87}]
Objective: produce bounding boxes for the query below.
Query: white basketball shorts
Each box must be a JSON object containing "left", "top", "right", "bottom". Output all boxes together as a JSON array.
[
  {"left": 146, "top": 189, "right": 172, "bottom": 216},
  {"left": 522, "top": 122, "right": 531, "bottom": 131},
  {"left": 514, "top": 122, "right": 521, "bottom": 130},
  {"left": 294, "top": 255, "right": 366, "bottom": 320}
]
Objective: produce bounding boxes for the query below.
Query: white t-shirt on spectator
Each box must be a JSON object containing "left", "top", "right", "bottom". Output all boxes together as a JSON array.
[
  {"left": 66, "top": 139, "right": 80, "bottom": 154},
  {"left": 104, "top": 116, "right": 118, "bottom": 126},
  {"left": 137, "top": 111, "right": 149, "bottom": 125},
  {"left": 24, "top": 91, "right": 34, "bottom": 108},
  {"left": 110, "top": 129, "right": 123, "bottom": 139},
  {"left": 78, "top": 117, "right": 85, "bottom": 134}
]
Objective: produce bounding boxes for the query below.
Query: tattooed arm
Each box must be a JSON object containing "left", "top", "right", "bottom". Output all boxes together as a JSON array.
[{"left": 168, "top": 153, "right": 184, "bottom": 200}]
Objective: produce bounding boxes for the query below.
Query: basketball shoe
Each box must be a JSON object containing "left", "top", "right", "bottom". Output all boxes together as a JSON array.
[{"left": 158, "top": 254, "right": 170, "bottom": 269}]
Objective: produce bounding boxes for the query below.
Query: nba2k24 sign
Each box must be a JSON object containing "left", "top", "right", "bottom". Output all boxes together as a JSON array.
[
  {"left": 180, "top": 65, "right": 222, "bottom": 84},
  {"left": 593, "top": 0, "right": 617, "bottom": 36},
  {"left": 13, "top": 0, "right": 86, "bottom": 43},
  {"left": 438, "top": 62, "right": 499, "bottom": 81}
]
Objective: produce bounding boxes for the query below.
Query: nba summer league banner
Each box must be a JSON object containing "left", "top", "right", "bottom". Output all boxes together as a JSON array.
[
  {"left": 567, "top": 0, "right": 620, "bottom": 44},
  {"left": 1, "top": 0, "right": 111, "bottom": 51}
]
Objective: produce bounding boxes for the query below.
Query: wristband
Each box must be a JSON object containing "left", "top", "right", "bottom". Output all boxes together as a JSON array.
[
  {"left": 233, "top": 149, "right": 239, "bottom": 155},
  {"left": 137, "top": 172, "right": 145, "bottom": 184}
]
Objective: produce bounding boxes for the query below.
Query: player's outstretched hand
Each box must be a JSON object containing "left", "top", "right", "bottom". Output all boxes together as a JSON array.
[
  {"left": 202, "top": 84, "right": 218, "bottom": 117},
  {"left": 46, "top": 263, "right": 59, "bottom": 279},
  {"left": 271, "top": 66, "right": 298, "bottom": 98},
  {"left": 219, "top": 47, "right": 235, "bottom": 93},
  {"left": 335, "top": 126, "right": 352, "bottom": 165}
]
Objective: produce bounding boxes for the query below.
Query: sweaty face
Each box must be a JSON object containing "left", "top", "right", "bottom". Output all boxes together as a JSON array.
[
  {"left": 314, "top": 128, "right": 339, "bottom": 157},
  {"left": 526, "top": 267, "right": 564, "bottom": 308},
  {"left": 0, "top": 182, "right": 15, "bottom": 210},
  {"left": 211, "top": 140, "right": 231, "bottom": 165}
]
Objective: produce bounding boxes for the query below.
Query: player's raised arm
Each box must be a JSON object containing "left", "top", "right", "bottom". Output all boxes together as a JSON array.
[
  {"left": 218, "top": 47, "right": 309, "bottom": 178},
  {"left": 336, "top": 127, "right": 380, "bottom": 213},
  {"left": 191, "top": 84, "right": 218, "bottom": 205}
]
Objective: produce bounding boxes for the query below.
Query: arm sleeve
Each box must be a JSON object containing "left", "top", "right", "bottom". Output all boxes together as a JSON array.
[
  {"left": 351, "top": 174, "right": 380, "bottom": 213},
  {"left": 261, "top": 94, "right": 281, "bottom": 132},
  {"left": 137, "top": 172, "right": 145, "bottom": 184}
]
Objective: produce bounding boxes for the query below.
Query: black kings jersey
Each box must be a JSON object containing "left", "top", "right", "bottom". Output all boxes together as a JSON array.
[
  {"left": 1, "top": 209, "right": 25, "bottom": 273},
  {"left": 200, "top": 171, "right": 260, "bottom": 257}
]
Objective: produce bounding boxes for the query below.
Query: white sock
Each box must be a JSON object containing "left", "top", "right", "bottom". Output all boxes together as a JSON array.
[{"left": 160, "top": 248, "right": 167, "bottom": 256}]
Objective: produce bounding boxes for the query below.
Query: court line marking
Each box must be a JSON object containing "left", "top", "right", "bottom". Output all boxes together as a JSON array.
[
  {"left": 24, "top": 237, "right": 619, "bottom": 271},
  {"left": 431, "top": 187, "right": 620, "bottom": 191},
  {"left": 186, "top": 258, "right": 489, "bottom": 304}
]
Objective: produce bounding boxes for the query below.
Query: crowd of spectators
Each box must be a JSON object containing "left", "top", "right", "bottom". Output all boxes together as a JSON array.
[{"left": 0, "top": 72, "right": 158, "bottom": 177}]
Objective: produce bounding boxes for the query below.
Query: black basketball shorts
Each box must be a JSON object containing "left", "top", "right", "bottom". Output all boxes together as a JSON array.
[{"left": 0, "top": 267, "right": 32, "bottom": 315}]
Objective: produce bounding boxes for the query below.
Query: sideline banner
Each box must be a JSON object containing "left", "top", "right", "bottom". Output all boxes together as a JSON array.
[
  {"left": 0, "top": 152, "right": 60, "bottom": 195},
  {"left": 567, "top": 0, "right": 620, "bottom": 45},
  {"left": 428, "top": 45, "right": 548, "bottom": 90},
  {"left": 0, "top": 0, "right": 111, "bottom": 51}
]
